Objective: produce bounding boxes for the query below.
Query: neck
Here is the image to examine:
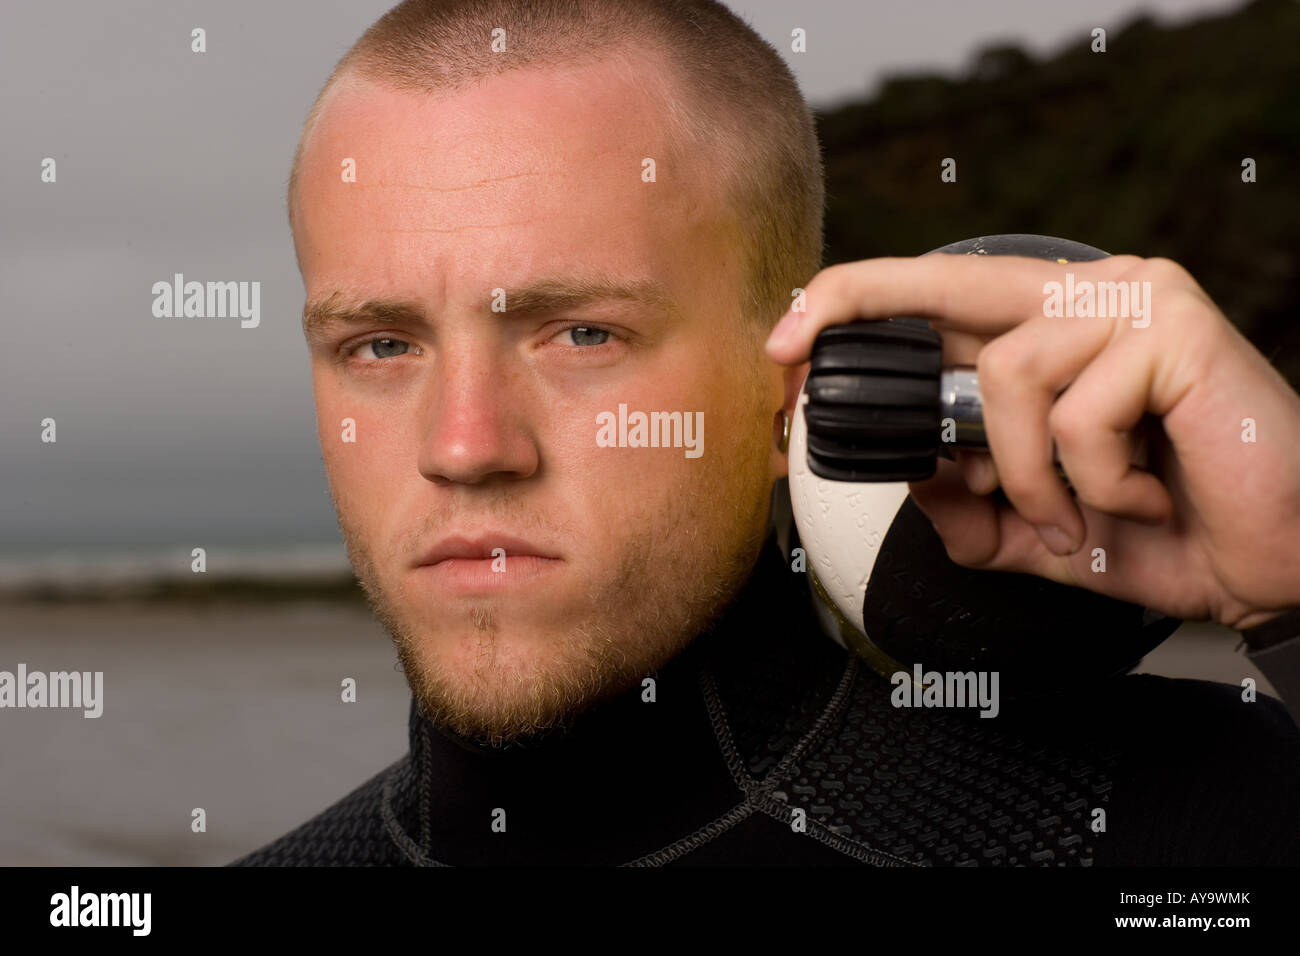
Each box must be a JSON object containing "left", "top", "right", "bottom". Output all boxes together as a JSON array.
[{"left": 386, "top": 531, "right": 816, "bottom": 865}]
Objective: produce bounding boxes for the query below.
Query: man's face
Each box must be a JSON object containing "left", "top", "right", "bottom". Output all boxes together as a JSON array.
[{"left": 294, "top": 55, "right": 786, "bottom": 746}]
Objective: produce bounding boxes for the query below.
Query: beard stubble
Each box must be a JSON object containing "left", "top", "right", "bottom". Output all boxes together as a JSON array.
[{"left": 333, "top": 399, "right": 774, "bottom": 749}]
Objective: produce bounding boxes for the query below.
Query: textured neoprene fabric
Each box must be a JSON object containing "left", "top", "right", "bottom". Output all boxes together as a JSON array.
[{"left": 231, "top": 532, "right": 1300, "bottom": 867}]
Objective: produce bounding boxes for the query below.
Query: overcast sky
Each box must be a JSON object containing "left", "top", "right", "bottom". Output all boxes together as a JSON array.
[{"left": 0, "top": 0, "right": 1245, "bottom": 555}]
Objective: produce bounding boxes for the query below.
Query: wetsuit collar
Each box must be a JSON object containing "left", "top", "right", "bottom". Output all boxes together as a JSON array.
[{"left": 385, "top": 531, "right": 801, "bottom": 865}]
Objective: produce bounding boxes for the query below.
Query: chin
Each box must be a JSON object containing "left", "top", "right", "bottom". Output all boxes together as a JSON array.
[
  {"left": 434, "top": 630, "right": 564, "bottom": 680},
  {"left": 405, "top": 652, "right": 614, "bottom": 748},
  {"left": 397, "top": 616, "right": 626, "bottom": 725}
]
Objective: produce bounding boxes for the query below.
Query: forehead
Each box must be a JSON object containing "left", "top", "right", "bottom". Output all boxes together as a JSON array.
[{"left": 292, "top": 58, "right": 738, "bottom": 309}]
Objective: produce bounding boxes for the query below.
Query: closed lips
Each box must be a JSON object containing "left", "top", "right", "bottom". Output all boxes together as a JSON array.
[{"left": 415, "top": 534, "right": 559, "bottom": 567}]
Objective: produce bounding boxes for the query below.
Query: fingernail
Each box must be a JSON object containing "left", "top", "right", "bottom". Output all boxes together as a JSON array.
[{"left": 1038, "top": 524, "right": 1080, "bottom": 556}]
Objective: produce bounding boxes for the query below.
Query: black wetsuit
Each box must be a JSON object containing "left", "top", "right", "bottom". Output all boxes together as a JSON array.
[{"left": 231, "top": 532, "right": 1300, "bottom": 866}]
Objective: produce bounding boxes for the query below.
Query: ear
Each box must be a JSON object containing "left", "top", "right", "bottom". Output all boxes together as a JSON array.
[{"left": 770, "top": 360, "right": 810, "bottom": 480}]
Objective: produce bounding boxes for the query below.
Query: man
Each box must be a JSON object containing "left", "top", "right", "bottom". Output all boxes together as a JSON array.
[{"left": 232, "top": 0, "right": 1300, "bottom": 866}]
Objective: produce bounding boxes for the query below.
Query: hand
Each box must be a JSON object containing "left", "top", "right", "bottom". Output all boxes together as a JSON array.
[{"left": 765, "top": 254, "right": 1300, "bottom": 630}]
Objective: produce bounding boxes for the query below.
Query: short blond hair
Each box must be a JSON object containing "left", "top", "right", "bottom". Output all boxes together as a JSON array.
[{"left": 288, "top": 0, "right": 825, "bottom": 328}]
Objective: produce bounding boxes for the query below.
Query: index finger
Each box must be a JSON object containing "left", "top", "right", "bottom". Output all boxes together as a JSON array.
[{"left": 765, "top": 253, "right": 1144, "bottom": 365}]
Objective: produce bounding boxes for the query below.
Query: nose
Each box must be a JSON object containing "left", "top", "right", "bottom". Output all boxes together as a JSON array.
[{"left": 416, "top": 340, "right": 540, "bottom": 485}]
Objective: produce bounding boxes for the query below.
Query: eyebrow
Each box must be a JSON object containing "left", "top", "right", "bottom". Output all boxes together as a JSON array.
[{"left": 302, "top": 274, "right": 679, "bottom": 342}]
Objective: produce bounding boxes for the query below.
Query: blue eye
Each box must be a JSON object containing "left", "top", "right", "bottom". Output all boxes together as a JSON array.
[
  {"left": 563, "top": 326, "right": 610, "bottom": 347},
  {"left": 356, "top": 337, "right": 411, "bottom": 359}
]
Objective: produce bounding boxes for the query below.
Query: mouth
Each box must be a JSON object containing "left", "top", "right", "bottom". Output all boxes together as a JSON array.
[
  {"left": 414, "top": 532, "right": 560, "bottom": 568},
  {"left": 412, "top": 532, "right": 562, "bottom": 593}
]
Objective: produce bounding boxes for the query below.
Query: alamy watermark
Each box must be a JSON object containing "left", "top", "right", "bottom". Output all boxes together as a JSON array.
[
  {"left": 50, "top": 886, "right": 150, "bottom": 936},
  {"left": 595, "top": 403, "right": 703, "bottom": 458},
  {"left": 152, "top": 273, "right": 260, "bottom": 328},
  {"left": 0, "top": 664, "right": 103, "bottom": 718},
  {"left": 890, "top": 663, "right": 1000, "bottom": 718},
  {"left": 1043, "top": 272, "right": 1151, "bottom": 328}
]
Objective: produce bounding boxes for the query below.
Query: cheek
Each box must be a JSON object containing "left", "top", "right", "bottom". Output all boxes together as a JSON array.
[
  {"left": 313, "top": 382, "right": 410, "bottom": 518},
  {"left": 559, "top": 368, "right": 761, "bottom": 492}
]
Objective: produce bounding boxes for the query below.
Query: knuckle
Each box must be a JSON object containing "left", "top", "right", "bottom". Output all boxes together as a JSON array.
[
  {"left": 1152, "top": 285, "right": 1208, "bottom": 316},
  {"left": 1149, "top": 286, "right": 1220, "bottom": 335},
  {"left": 1108, "top": 254, "right": 1146, "bottom": 276},
  {"left": 1137, "top": 255, "right": 1192, "bottom": 285},
  {"left": 975, "top": 338, "right": 1030, "bottom": 394},
  {"left": 1047, "top": 399, "right": 1088, "bottom": 446}
]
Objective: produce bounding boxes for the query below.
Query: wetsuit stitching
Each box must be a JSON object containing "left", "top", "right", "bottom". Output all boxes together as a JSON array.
[
  {"left": 381, "top": 641, "right": 892, "bottom": 867},
  {"left": 704, "top": 650, "right": 924, "bottom": 867},
  {"left": 620, "top": 801, "right": 755, "bottom": 866},
  {"left": 753, "top": 656, "right": 924, "bottom": 866},
  {"left": 763, "top": 655, "right": 861, "bottom": 786},
  {"left": 381, "top": 764, "right": 447, "bottom": 867},
  {"left": 419, "top": 719, "right": 432, "bottom": 853},
  {"left": 750, "top": 795, "right": 926, "bottom": 866},
  {"left": 620, "top": 659, "right": 921, "bottom": 867},
  {"left": 612, "top": 669, "right": 764, "bottom": 866},
  {"left": 699, "top": 669, "right": 762, "bottom": 792}
]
